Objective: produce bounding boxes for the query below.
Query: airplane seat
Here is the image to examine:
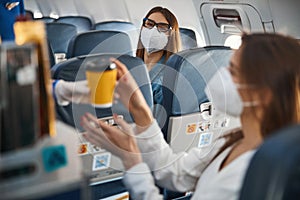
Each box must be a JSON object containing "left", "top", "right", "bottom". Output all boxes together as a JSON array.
[
  {"left": 34, "top": 16, "right": 55, "bottom": 23},
  {"left": 47, "top": 39, "right": 56, "bottom": 68},
  {"left": 94, "top": 21, "right": 137, "bottom": 32},
  {"left": 55, "top": 16, "right": 94, "bottom": 33},
  {"left": 161, "top": 46, "right": 233, "bottom": 141},
  {"left": 46, "top": 22, "right": 77, "bottom": 63},
  {"left": 172, "top": 194, "right": 193, "bottom": 200},
  {"left": 161, "top": 47, "right": 238, "bottom": 200},
  {"left": 51, "top": 53, "right": 153, "bottom": 130},
  {"left": 179, "top": 28, "right": 198, "bottom": 50},
  {"left": 94, "top": 21, "right": 139, "bottom": 51},
  {"left": 239, "top": 124, "right": 300, "bottom": 200},
  {"left": 66, "top": 30, "right": 133, "bottom": 59}
]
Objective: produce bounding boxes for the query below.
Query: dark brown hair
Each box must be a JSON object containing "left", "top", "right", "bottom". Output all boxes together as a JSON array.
[
  {"left": 136, "top": 6, "right": 181, "bottom": 63},
  {"left": 217, "top": 33, "right": 300, "bottom": 154}
]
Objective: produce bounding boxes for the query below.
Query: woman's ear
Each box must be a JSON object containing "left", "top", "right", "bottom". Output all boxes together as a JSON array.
[{"left": 260, "top": 87, "right": 273, "bottom": 106}]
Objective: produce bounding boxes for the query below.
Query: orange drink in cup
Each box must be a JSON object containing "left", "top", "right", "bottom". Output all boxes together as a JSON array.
[{"left": 86, "top": 61, "right": 117, "bottom": 108}]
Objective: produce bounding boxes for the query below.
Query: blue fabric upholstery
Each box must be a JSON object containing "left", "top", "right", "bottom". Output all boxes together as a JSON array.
[
  {"left": 51, "top": 53, "right": 153, "bottom": 130},
  {"left": 0, "top": 0, "right": 25, "bottom": 41},
  {"left": 35, "top": 17, "right": 55, "bottom": 23},
  {"left": 179, "top": 28, "right": 198, "bottom": 50},
  {"left": 55, "top": 16, "right": 94, "bottom": 33},
  {"left": 239, "top": 124, "right": 300, "bottom": 200},
  {"left": 94, "top": 21, "right": 136, "bottom": 32},
  {"left": 94, "top": 21, "right": 138, "bottom": 53},
  {"left": 66, "top": 30, "right": 133, "bottom": 58},
  {"left": 161, "top": 46, "right": 233, "bottom": 140},
  {"left": 47, "top": 39, "right": 56, "bottom": 68},
  {"left": 46, "top": 22, "right": 77, "bottom": 54}
]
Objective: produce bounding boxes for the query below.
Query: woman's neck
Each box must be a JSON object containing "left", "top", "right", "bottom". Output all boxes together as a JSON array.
[
  {"left": 240, "top": 113, "right": 263, "bottom": 148},
  {"left": 144, "top": 50, "right": 164, "bottom": 71},
  {"left": 219, "top": 113, "right": 263, "bottom": 171}
]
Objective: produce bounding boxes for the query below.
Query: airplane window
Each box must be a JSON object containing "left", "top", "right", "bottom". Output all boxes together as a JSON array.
[{"left": 224, "top": 35, "right": 241, "bottom": 49}]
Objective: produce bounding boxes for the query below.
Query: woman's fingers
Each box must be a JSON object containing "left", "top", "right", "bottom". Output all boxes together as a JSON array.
[
  {"left": 81, "top": 116, "right": 106, "bottom": 147},
  {"left": 111, "top": 58, "right": 128, "bottom": 80},
  {"left": 113, "top": 114, "right": 132, "bottom": 135},
  {"left": 81, "top": 114, "right": 119, "bottom": 150},
  {"left": 84, "top": 112, "right": 100, "bottom": 126},
  {"left": 98, "top": 120, "right": 120, "bottom": 138},
  {"left": 81, "top": 112, "right": 141, "bottom": 163}
]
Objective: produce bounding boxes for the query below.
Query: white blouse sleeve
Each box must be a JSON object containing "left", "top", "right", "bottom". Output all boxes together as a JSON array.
[
  {"left": 133, "top": 120, "right": 225, "bottom": 192},
  {"left": 123, "top": 163, "right": 163, "bottom": 200}
]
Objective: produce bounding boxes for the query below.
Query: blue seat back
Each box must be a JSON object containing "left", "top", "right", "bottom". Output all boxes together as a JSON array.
[
  {"left": 239, "top": 124, "right": 300, "bottom": 200},
  {"left": 179, "top": 28, "right": 198, "bottom": 50},
  {"left": 35, "top": 17, "right": 55, "bottom": 23},
  {"left": 161, "top": 46, "right": 233, "bottom": 138},
  {"left": 46, "top": 22, "right": 77, "bottom": 54},
  {"left": 94, "top": 21, "right": 136, "bottom": 32},
  {"left": 55, "top": 16, "right": 94, "bottom": 33},
  {"left": 95, "top": 21, "right": 138, "bottom": 55},
  {"left": 66, "top": 30, "right": 133, "bottom": 58},
  {"left": 51, "top": 53, "right": 153, "bottom": 130},
  {"left": 47, "top": 39, "right": 56, "bottom": 68}
]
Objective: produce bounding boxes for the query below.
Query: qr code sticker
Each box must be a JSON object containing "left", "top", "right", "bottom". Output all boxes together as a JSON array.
[
  {"left": 198, "top": 132, "right": 213, "bottom": 148},
  {"left": 92, "top": 152, "right": 111, "bottom": 171}
]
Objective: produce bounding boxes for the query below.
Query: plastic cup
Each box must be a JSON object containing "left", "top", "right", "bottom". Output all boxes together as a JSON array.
[{"left": 86, "top": 62, "right": 117, "bottom": 108}]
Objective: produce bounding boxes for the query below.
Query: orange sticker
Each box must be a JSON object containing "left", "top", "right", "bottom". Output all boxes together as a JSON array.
[
  {"left": 78, "top": 143, "right": 88, "bottom": 155},
  {"left": 186, "top": 123, "right": 197, "bottom": 134}
]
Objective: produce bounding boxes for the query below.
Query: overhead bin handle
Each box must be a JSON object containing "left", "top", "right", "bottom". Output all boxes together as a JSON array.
[
  {"left": 213, "top": 9, "right": 242, "bottom": 28},
  {"left": 215, "top": 16, "right": 240, "bottom": 21}
]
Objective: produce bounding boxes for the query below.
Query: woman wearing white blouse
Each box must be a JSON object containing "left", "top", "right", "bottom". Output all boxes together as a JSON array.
[{"left": 81, "top": 33, "right": 300, "bottom": 199}]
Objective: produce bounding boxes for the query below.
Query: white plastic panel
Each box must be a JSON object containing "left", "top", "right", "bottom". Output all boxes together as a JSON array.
[
  {"left": 200, "top": 3, "right": 264, "bottom": 45},
  {"left": 268, "top": 0, "right": 300, "bottom": 39},
  {"left": 167, "top": 109, "right": 241, "bottom": 153}
]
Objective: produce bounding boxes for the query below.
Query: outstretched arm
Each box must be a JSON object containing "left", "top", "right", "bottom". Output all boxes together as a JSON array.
[
  {"left": 53, "top": 79, "right": 90, "bottom": 105},
  {"left": 113, "top": 59, "right": 153, "bottom": 131},
  {"left": 81, "top": 59, "right": 220, "bottom": 195}
]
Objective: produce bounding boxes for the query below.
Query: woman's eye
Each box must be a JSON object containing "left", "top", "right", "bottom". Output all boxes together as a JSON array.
[
  {"left": 145, "top": 22, "right": 154, "bottom": 27},
  {"left": 229, "top": 67, "right": 236, "bottom": 76}
]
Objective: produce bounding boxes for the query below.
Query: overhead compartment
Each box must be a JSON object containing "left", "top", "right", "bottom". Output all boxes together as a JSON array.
[
  {"left": 199, "top": 3, "right": 264, "bottom": 45},
  {"left": 194, "top": 0, "right": 300, "bottom": 45}
]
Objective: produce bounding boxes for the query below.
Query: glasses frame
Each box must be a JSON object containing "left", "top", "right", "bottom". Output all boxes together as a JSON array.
[{"left": 142, "top": 18, "right": 172, "bottom": 33}]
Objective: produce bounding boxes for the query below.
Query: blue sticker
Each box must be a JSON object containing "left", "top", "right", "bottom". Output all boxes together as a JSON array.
[
  {"left": 92, "top": 153, "right": 111, "bottom": 171},
  {"left": 42, "top": 145, "right": 67, "bottom": 172},
  {"left": 198, "top": 132, "right": 213, "bottom": 148}
]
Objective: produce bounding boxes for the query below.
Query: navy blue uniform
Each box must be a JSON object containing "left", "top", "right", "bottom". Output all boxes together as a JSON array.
[{"left": 0, "top": 0, "right": 25, "bottom": 41}]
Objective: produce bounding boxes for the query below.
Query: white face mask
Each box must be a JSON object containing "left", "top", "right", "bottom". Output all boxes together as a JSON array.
[
  {"left": 204, "top": 67, "right": 258, "bottom": 117},
  {"left": 140, "top": 27, "right": 168, "bottom": 54}
]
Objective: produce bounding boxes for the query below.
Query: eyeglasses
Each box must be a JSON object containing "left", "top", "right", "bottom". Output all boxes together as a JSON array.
[{"left": 142, "top": 18, "right": 172, "bottom": 33}]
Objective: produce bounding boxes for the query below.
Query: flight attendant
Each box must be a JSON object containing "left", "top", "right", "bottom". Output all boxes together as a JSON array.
[{"left": 0, "top": 0, "right": 25, "bottom": 41}]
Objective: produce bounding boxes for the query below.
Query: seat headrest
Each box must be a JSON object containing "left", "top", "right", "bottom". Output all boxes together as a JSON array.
[
  {"left": 46, "top": 22, "right": 77, "bottom": 54},
  {"left": 95, "top": 21, "right": 136, "bottom": 32},
  {"left": 67, "top": 30, "right": 133, "bottom": 58},
  {"left": 164, "top": 46, "right": 232, "bottom": 116},
  {"left": 179, "top": 27, "right": 198, "bottom": 50},
  {"left": 56, "top": 16, "right": 94, "bottom": 33}
]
